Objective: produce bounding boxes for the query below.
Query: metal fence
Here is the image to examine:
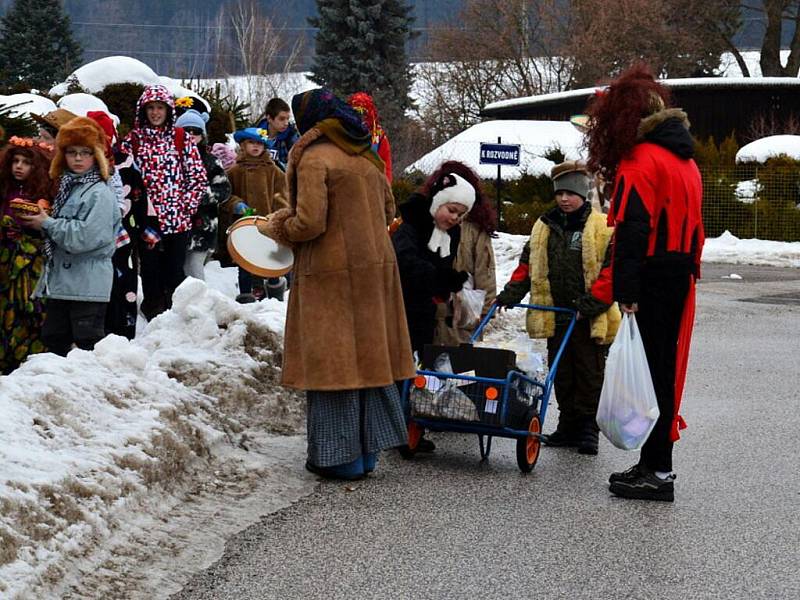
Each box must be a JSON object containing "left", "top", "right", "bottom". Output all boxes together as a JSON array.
[{"left": 700, "top": 165, "right": 800, "bottom": 242}]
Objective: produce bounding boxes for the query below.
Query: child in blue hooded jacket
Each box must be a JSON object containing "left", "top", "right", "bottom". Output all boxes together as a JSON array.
[{"left": 21, "top": 117, "right": 120, "bottom": 356}]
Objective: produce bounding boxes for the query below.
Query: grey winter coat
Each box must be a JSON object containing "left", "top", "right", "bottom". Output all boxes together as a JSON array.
[{"left": 34, "top": 180, "right": 120, "bottom": 302}]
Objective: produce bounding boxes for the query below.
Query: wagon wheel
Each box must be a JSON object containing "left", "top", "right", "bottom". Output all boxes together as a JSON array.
[
  {"left": 399, "top": 420, "right": 424, "bottom": 459},
  {"left": 516, "top": 408, "right": 541, "bottom": 473}
]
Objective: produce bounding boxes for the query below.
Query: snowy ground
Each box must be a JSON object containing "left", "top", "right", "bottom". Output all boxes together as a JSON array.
[{"left": 1, "top": 231, "right": 798, "bottom": 598}]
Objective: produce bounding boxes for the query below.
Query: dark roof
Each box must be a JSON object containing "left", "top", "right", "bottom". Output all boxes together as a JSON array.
[{"left": 481, "top": 77, "right": 800, "bottom": 143}]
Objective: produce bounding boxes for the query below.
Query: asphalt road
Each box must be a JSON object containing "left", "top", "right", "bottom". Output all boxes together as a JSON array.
[{"left": 174, "top": 264, "right": 800, "bottom": 600}]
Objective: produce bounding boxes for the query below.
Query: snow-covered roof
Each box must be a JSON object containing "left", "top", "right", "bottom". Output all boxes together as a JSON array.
[
  {"left": 484, "top": 77, "right": 800, "bottom": 114},
  {"left": 736, "top": 135, "right": 800, "bottom": 164},
  {"left": 405, "top": 120, "right": 585, "bottom": 179},
  {"left": 0, "top": 93, "right": 57, "bottom": 117}
]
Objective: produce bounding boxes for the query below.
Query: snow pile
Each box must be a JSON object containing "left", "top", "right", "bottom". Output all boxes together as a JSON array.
[
  {"left": 494, "top": 230, "right": 800, "bottom": 271},
  {"left": 56, "top": 93, "right": 119, "bottom": 125},
  {"left": 736, "top": 135, "right": 800, "bottom": 164},
  {"left": 735, "top": 179, "right": 761, "bottom": 204},
  {"left": 702, "top": 230, "right": 800, "bottom": 268},
  {"left": 406, "top": 120, "right": 585, "bottom": 179},
  {"left": 0, "top": 93, "right": 57, "bottom": 117},
  {"left": 50, "top": 56, "right": 162, "bottom": 94},
  {"left": 50, "top": 56, "right": 207, "bottom": 111},
  {"left": 0, "top": 277, "right": 304, "bottom": 598}
]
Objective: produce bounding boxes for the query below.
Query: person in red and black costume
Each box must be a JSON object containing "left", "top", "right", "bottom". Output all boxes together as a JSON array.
[{"left": 586, "top": 64, "right": 705, "bottom": 502}]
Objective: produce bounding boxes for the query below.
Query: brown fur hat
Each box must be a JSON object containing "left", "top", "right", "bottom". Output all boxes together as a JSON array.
[{"left": 50, "top": 116, "right": 110, "bottom": 181}]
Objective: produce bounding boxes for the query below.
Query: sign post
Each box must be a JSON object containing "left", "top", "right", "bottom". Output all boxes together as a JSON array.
[{"left": 479, "top": 139, "right": 520, "bottom": 230}]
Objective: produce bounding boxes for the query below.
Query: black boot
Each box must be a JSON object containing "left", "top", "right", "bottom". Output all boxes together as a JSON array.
[
  {"left": 541, "top": 415, "right": 578, "bottom": 447},
  {"left": 266, "top": 277, "right": 287, "bottom": 302},
  {"left": 576, "top": 417, "right": 599, "bottom": 455}
]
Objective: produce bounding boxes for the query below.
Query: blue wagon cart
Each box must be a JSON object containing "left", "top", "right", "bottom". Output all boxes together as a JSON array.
[{"left": 401, "top": 303, "right": 577, "bottom": 473}]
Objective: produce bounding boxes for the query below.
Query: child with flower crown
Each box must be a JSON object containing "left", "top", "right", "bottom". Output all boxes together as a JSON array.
[{"left": 0, "top": 137, "right": 55, "bottom": 372}]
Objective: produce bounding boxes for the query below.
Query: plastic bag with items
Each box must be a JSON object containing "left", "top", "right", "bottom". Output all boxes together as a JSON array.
[
  {"left": 452, "top": 274, "right": 486, "bottom": 330},
  {"left": 596, "top": 313, "right": 660, "bottom": 450},
  {"left": 410, "top": 353, "right": 479, "bottom": 422}
]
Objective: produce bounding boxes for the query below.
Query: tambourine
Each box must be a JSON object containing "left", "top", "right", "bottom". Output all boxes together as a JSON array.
[{"left": 226, "top": 215, "right": 294, "bottom": 278}]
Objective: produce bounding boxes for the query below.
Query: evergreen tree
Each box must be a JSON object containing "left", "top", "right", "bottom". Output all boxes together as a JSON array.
[
  {"left": 309, "top": 0, "right": 416, "bottom": 133},
  {"left": 0, "top": 0, "right": 83, "bottom": 91}
]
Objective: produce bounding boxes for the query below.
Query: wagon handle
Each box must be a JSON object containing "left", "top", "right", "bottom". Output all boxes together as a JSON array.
[{"left": 469, "top": 303, "right": 577, "bottom": 402}]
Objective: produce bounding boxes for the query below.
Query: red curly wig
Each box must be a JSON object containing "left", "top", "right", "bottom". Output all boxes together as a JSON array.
[
  {"left": 586, "top": 63, "right": 671, "bottom": 182},
  {"left": 0, "top": 142, "right": 55, "bottom": 202},
  {"left": 421, "top": 160, "right": 497, "bottom": 235}
]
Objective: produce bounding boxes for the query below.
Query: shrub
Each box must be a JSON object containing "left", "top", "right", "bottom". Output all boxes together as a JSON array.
[{"left": 95, "top": 82, "right": 146, "bottom": 138}]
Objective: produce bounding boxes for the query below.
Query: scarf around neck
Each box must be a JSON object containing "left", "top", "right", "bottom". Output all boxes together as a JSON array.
[{"left": 44, "top": 167, "right": 103, "bottom": 260}]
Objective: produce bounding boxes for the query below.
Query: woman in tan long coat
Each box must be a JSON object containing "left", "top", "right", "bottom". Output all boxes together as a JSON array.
[{"left": 261, "top": 88, "right": 415, "bottom": 481}]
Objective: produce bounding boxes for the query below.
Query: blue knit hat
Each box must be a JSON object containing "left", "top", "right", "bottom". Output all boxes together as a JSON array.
[
  {"left": 233, "top": 127, "right": 270, "bottom": 146},
  {"left": 175, "top": 109, "right": 209, "bottom": 135}
]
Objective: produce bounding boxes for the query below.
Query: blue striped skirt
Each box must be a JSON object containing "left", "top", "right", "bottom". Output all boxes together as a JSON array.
[{"left": 306, "top": 384, "right": 408, "bottom": 467}]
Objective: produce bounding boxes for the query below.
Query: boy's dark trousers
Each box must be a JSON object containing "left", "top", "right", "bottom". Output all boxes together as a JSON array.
[
  {"left": 139, "top": 232, "right": 189, "bottom": 320},
  {"left": 636, "top": 263, "right": 692, "bottom": 473},
  {"left": 546, "top": 319, "right": 608, "bottom": 427},
  {"left": 41, "top": 299, "right": 108, "bottom": 356}
]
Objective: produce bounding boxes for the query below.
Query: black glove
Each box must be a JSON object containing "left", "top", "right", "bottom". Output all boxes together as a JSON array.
[{"left": 438, "top": 268, "right": 469, "bottom": 293}]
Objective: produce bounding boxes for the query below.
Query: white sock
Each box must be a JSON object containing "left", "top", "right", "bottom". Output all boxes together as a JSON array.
[{"left": 654, "top": 470, "right": 674, "bottom": 480}]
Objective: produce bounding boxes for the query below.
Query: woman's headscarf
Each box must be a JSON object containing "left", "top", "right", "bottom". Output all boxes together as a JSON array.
[{"left": 291, "top": 88, "right": 384, "bottom": 172}]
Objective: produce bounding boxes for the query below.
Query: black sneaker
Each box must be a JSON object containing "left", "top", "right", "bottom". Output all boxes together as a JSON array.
[
  {"left": 609, "top": 470, "right": 675, "bottom": 502},
  {"left": 608, "top": 463, "right": 644, "bottom": 484}
]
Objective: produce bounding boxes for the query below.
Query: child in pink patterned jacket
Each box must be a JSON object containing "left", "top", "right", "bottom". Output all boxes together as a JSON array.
[{"left": 121, "top": 85, "right": 208, "bottom": 320}]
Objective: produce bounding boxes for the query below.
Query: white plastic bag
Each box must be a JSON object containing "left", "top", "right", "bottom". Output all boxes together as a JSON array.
[
  {"left": 452, "top": 274, "right": 486, "bottom": 330},
  {"left": 596, "top": 313, "right": 660, "bottom": 450}
]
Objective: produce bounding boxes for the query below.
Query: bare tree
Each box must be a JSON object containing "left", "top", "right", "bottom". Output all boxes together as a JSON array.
[
  {"left": 415, "top": 0, "right": 573, "bottom": 143},
  {"left": 212, "top": 0, "right": 303, "bottom": 120},
  {"left": 569, "top": 0, "right": 737, "bottom": 86},
  {"left": 758, "top": 0, "right": 800, "bottom": 76}
]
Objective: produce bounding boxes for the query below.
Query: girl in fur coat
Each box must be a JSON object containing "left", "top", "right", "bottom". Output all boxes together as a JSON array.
[{"left": 393, "top": 161, "right": 497, "bottom": 356}]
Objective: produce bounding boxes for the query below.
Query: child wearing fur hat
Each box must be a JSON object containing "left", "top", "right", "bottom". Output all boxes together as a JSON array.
[
  {"left": 222, "top": 127, "right": 288, "bottom": 302},
  {"left": 175, "top": 109, "right": 231, "bottom": 281},
  {"left": 20, "top": 117, "right": 121, "bottom": 356},
  {"left": 495, "top": 160, "right": 621, "bottom": 456},
  {"left": 392, "top": 161, "right": 497, "bottom": 453},
  {"left": 0, "top": 137, "right": 55, "bottom": 373}
]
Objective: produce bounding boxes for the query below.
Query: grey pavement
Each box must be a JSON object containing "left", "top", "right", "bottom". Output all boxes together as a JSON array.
[{"left": 174, "top": 264, "right": 800, "bottom": 600}]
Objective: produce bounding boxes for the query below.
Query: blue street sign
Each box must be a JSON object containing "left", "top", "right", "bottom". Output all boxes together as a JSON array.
[{"left": 479, "top": 143, "right": 521, "bottom": 166}]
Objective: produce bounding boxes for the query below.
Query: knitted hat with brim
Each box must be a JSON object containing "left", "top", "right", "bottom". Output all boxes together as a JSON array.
[
  {"left": 234, "top": 127, "right": 270, "bottom": 146},
  {"left": 551, "top": 160, "right": 590, "bottom": 199},
  {"left": 31, "top": 108, "right": 78, "bottom": 133},
  {"left": 50, "top": 116, "right": 110, "bottom": 180},
  {"left": 176, "top": 109, "right": 209, "bottom": 135}
]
